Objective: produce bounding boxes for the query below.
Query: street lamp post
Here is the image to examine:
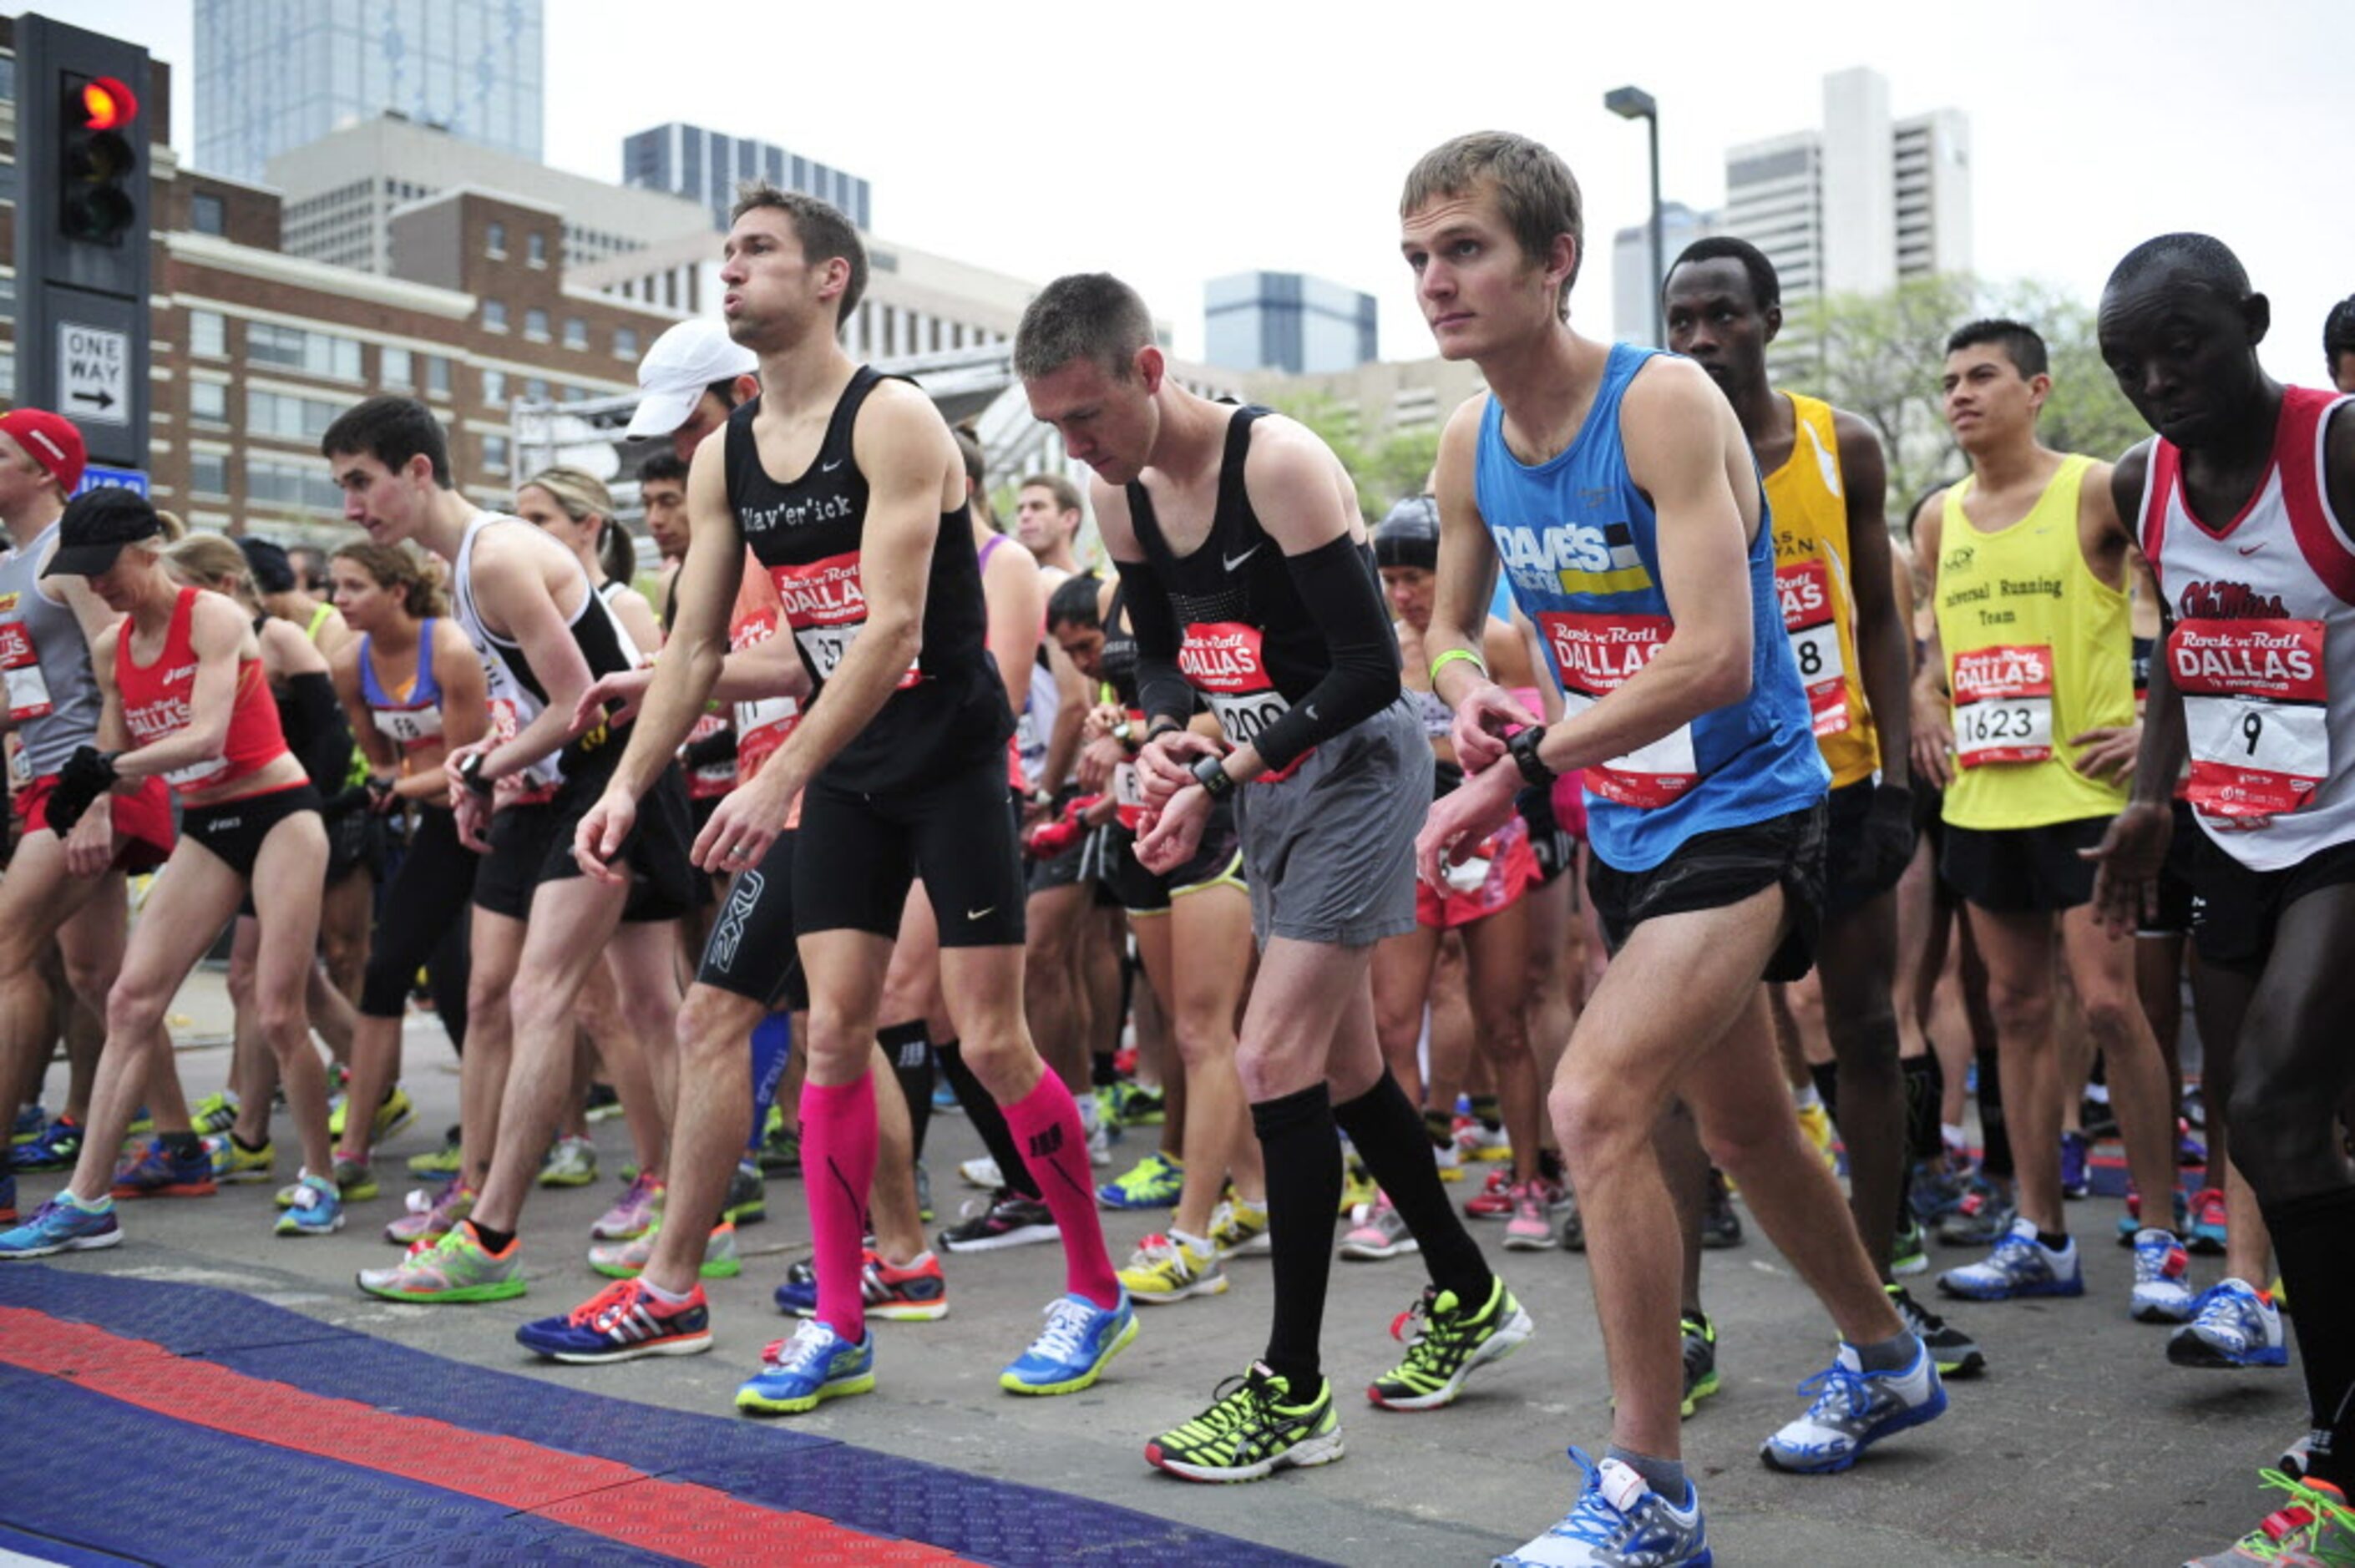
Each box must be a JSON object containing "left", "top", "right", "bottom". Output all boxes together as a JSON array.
[{"left": 1604, "top": 85, "right": 1664, "bottom": 348}]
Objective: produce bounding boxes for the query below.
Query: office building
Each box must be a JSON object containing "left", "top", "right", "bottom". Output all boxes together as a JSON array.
[
  {"left": 622, "top": 124, "right": 872, "bottom": 232},
  {"left": 1205, "top": 271, "right": 1378, "bottom": 375},
  {"left": 1611, "top": 201, "right": 1720, "bottom": 346}
]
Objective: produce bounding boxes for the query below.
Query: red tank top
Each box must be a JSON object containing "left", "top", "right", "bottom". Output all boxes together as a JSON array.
[{"left": 117, "top": 586, "right": 291, "bottom": 793}]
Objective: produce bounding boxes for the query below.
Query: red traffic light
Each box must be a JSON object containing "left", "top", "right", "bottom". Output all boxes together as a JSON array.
[{"left": 79, "top": 75, "right": 138, "bottom": 132}]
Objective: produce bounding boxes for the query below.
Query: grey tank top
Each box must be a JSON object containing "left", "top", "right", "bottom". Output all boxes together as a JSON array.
[{"left": 0, "top": 521, "right": 102, "bottom": 781}]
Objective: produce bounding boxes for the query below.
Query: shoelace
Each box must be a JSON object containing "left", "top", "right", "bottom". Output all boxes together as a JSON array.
[
  {"left": 758, "top": 1319, "right": 839, "bottom": 1373},
  {"left": 570, "top": 1279, "right": 641, "bottom": 1329},
  {"left": 1178, "top": 1373, "right": 1274, "bottom": 1441},
  {"left": 1027, "top": 1297, "right": 1102, "bottom": 1363},
  {"left": 1793, "top": 1363, "right": 1875, "bottom": 1424},
  {"left": 2235, "top": 1469, "right": 2353, "bottom": 1557},
  {"left": 1390, "top": 1285, "right": 1479, "bottom": 1368},
  {"left": 1552, "top": 1449, "right": 1642, "bottom": 1548}
]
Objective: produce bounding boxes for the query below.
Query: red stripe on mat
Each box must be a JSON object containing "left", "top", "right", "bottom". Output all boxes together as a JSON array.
[{"left": 0, "top": 1306, "right": 972, "bottom": 1565}]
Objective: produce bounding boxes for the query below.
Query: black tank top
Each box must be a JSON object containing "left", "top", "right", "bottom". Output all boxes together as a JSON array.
[
  {"left": 1126, "top": 405, "right": 1390, "bottom": 756},
  {"left": 723, "top": 365, "right": 1010, "bottom": 793}
]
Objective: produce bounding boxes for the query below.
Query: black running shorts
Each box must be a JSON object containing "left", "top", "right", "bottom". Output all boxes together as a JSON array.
[
  {"left": 1588, "top": 799, "right": 1828, "bottom": 984},
  {"left": 696, "top": 830, "right": 809, "bottom": 1011}
]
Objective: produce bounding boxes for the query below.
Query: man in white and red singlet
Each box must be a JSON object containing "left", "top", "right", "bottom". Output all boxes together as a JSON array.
[{"left": 2089, "top": 234, "right": 2355, "bottom": 1565}]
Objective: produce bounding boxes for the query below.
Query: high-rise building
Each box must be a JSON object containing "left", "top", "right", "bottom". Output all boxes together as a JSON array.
[
  {"left": 1722, "top": 67, "right": 1973, "bottom": 322},
  {"left": 622, "top": 124, "right": 872, "bottom": 232},
  {"left": 194, "top": 0, "right": 544, "bottom": 185},
  {"left": 1611, "top": 201, "right": 1721, "bottom": 346},
  {"left": 1205, "top": 272, "right": 1378, "bottom": 375}
]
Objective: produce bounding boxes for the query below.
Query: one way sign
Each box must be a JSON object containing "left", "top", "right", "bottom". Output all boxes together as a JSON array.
[{"left": 58, "top": 322, "right": 130, "bottom": 427}]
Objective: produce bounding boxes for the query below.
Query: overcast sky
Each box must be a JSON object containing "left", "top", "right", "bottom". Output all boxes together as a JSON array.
[{"left": 50, "top": 0, "right": 2355, "bottom": 384}]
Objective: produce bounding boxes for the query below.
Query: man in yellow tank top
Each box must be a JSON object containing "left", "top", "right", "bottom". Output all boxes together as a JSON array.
[
  {"left": 1665, "top": 238, "right": 1981, "bottom": 1380},
  {"left": 1908, "top": 320, "right": 2185, "bottom": 1317}
]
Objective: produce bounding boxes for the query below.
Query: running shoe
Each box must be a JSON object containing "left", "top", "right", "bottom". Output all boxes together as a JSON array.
[
  {"left": 1339, "top": 1155, "right": 1378, "bottom": 1216},
  {"left": 1493, "top": 1448, "right": 1709, "bottom": 1567},
  {"left": 737, "top": 1319, "right": 875, "bottom": 1415},
  {"left": 1938, "top": 1216, "right": 2084, "bottom": 1302},
  {"left": 1504, "top": 1181, "right": 1560, "bottom": 1252},
  {"left": 1431, "top": 1140, "right": 1464, "bottom": 1181},
  {"left": 125, "top": 1105, "right": 154, "bottom": 1136},
  {"left": 2180, "top": 1123, "right": 2209, "bottom": 1168},
  {"left": 1701, "top": 1171, "right": 1744, "bottom": 1250},
  {"left": 2188, "top": 1186, "right": 2231, "bottom": 1256},
  {"left": 959, "top": 1156, "right": 1003, "bottom": 1190},
  {"left": 1454, "top": 1115, "right": 1512, "bottom": 1164},
  {"left": 591, "top": 1171, "right": 664, "bottom": 1242},
  {"left": 2060, "top": 1129, "right": 2091, "bottom": 1200},
  {"left": 1887, "top": 1282, "right": 1988, "bottom": 1378},
  {"left": 1795, "top": 1100, "right": 1840, "bottom": 1175},
  {"left": 916, "top": 1161, "right": 933, "bottom": 1223},
  {"left": 722, "top": 1161, "right": 766, "bottom": 1226},
  {"left": 109, "top": 1136, "right": 217, "bottom": 1199},
  {"left": 589, "top": 1220, "right": 742, "bottom": 1281},
  {"left": 1680, "top": 1312, "right": 1721, "bottom": 1419},
  {"left": 384, "top": 1181, "right": 474, "bottom": 1247},
  {"left": 2284, "top": 1435, "right": 2316, "bottom": 1482},
  {"left": 203, "top": 1132, "right": 275, "bottom": 1185},
  {"left": 938, "top": 1189, "right": 1058, "bottom": 1253},
  {"left": 357, "top": 1220, "right": 525, "bottom": 1302},
  {"left": 1000, "top": 1292, "right": 1137, "bottom": 1395},
  {"left": 1558, "top": 1184, "right": 1587, "bottom": 1252},
  {"left": 2080, "top": 1087, "right": 2120, "bottom": 1141},
  {"left": 1096, "top": 1151, "right": 1185, "bottom": 1211},
  {"left": 328, "top": 1085, "right": 415, "bottom": 1146},
  {"left": 274, "top": 1173, "right": 346, "bottom": 1237},
  {"left": 1338, "top": 1193, "right": 1418, "bottom": 1261},
  {"left": 1145, "top": 1363, "right": 1343, "bottom": 1484},
  {"left": 1208, "top": 1197, "right": 1272, "bottom": 1257},
  {"left": 9, "top": 1103, "right": 43, "bottom": 1144},
  {"left": 1760, "top": 1339, "right": 1947, "bottom": 1474},
  {"left": 1908, "top": 1160, "right": 1968, "bottom": 1225},
  {"left": 275, "top": 1156, "right": 377, "bottom": 1207},
  {"left": 11, "top": 1113, "right": 84, "bottom": 1172},
  {"left": 538, "top": 1136, "right": 599, "bottom": 1188},
  {"left": 1892, "top": 1216, "right": 1929, "bottom": 1277},
  {"left": 2183, "top": 1474, "right": 2354, "bottom": 1566},
  {"left": 584, "top": 1083, "right": 624, "bottom": 1123},
  {"left": 1081, "top": 1097, "right": 1115, "bottom": 1168},
  {"left": 1368, "top": 1276, "right": 1533, "bottom": 1409},
  {"left": 408, "top": 1125, "right": 463, "bottom": 1180},
  {"left": 1466, "top": 1166, "right": 1517, "bottom": 1220},
  {"left": 0, "top": 1195, "right": 120, "bottom": 1259},
  {"left": 2169, "top": 1279, "right": 2288, "bottom": 1369},
  {"left": 517, "top": 1277, "right": 713, "bottom": 1363},
  {"left": 2118, "top": 1186, "right": 2191, "bottom": 1246},
  {"left": 1938, "top": 1176, "right": 2017, "bottom": 1247},
  {"left": 2133, "top": 1228, "right": 2198, "bottom": 1323},
  {"left": 1120, "top": 1232, "right": 1228, "bottom": 1303},
  {"left": 0, "top": 1170, "right": 13, "bottom": 1226},
  {"left": 929, "top": 1081, "right": 960, "bottom": 1116},
  {"left": 755, "top": 1115, "right": 801, "bottom": 1176},
  {"left": 773, "top": 1247, "right": 950, "bottom": 1321},
  {"left": 1102, "top": 1082, "right": 1165, "bottom": 1127},
  {"left": 189, "top": 1091, "right": 239, "bottom": 1137}
]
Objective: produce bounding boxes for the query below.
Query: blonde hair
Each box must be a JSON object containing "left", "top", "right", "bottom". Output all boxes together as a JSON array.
[
  {"left": 519, "top": 466, "right": 633, "bottom": 584},
  {"left": 165, "top": 533, "right": 256, "bottom": 606}
]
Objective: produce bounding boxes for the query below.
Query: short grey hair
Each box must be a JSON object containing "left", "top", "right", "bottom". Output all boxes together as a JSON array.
[{"left": 1015, "top": 273, "right": 1156, "bottom": 382}]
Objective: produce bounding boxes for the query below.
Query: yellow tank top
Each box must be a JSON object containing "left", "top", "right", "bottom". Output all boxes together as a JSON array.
[
  {"left": 1932, "top": 453, "right": 2133, "bottom": 828},
  {"left": 1764, "top": 392, "right": 1878, "bottom": 788}
]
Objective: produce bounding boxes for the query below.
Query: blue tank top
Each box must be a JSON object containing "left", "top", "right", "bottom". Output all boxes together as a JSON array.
[{"left": 1474, "top": 343, "right": 1828, "bottom": 871}]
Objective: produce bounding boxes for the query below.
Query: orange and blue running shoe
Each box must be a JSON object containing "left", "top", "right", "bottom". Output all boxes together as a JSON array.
[
  {"left": 110, "top": 1136, "right": 217, "bottom": 1199},
  {"left": 517, "top": 1277, "right": 713, "bottom": 1364}
]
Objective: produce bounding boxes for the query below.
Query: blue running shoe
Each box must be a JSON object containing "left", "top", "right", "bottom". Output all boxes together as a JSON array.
[
  {"left": 2130, "top": 1228, "right": 2196, "bottom": 1323},
  {"left": 2168, "top": 1278, "right": 2288, "bottom": 1369},
  {"left": 110, "top": 1137, "right": 217, "bottom": 1199},
  {"left": 1760, "top": 1341, "right": 1947, "bottom": 1474},
  {"left": 1492, "top": 1448, "right": 1711, "bottom": 1566},
  {"left": 0, "top": 1170, "right": 13, "bottom": 1225},
  {"left": 0, "top": 1196, "right": 122, "bottom": 1259},
  {"left": 519, "top": 1277, "right": 714, "bottom": 1364},
  {"left": 1000, "top": 1292, "right": 1137, "bottom": 1395},
  {"left": 1096, "top": 1151, "right": 1185, "bottom": 1211},
  {"left": 10, "top": 1103, "right": 43, "bottom": 1145},
  {"left": 1937, "top": 1216, "right": 2083, "bottom": 1301},
  {"left": 274, "top": 1173, "right": 346, "bottom": 1237},
  {"left": 736, "top": 1319, "right": 874, "bottom": 1415},
  {"left": 773, "top": 1259, "right": 818, "bottom": 1317},
  {"left": 2116, "top": 1186, "right": 2190, "bottom": 1246},
  {"left": 2059, "top": 1130, "right": 2089, "bottom": 1200},
  {"left": 12, "top": 1114, "right": 84, "bottom": 1173}
]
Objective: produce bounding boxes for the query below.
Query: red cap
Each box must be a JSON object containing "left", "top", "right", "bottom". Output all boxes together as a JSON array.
[{"left": 0, "top": 410, "right": 89, "bottom": 495}]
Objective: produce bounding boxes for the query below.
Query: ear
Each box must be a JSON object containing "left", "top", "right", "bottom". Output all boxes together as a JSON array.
[
  {"left": 404, "top": 452, "right": 436, "bottom": 486},
  {"left": 1548, "top": 234, "right": 1579, "bottom": 305},
  {"left": 1136, "top": 344, "right": 1166, "bottom": 394},
  {"left": 2026, "top": 371, "right": 2054, "bottom": 411},
  {"left": 2243, "top": 291, "right": 2271, "bottom": 349},
  {"left": 730, "top": 372, "right": 760, "bottom": 405},
  {"left": 1762, "top": 302, "right": 1784, "bottom": 346}
]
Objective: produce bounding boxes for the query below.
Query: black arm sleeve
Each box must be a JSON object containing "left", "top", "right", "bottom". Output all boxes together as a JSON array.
[
  {"left": 682, "top": 724, "right": 739, "bottom": 770},
  {"left": 281, "top": 671, "right": 357, "bottom": 790},
  {"left": 1110, "top": 556, "right": 1197, "bottom": 733},
  {"left": 1250, "top": 536, "right": 1403, "bottom": 773}
]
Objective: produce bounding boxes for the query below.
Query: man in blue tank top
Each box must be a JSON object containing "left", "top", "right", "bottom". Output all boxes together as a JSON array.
[{"left": 1400, "top": 132, "right": 1945, "bottom": 1566}]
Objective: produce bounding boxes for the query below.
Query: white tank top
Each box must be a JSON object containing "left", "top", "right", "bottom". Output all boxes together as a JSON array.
[{"left": 2138, "top": 388, "right": 2355, "bottom": 870}]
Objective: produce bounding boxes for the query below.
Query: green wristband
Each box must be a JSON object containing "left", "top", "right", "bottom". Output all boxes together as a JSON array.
[{"left": 1428, "top": 647, "right": 1489, "bottom": 685}]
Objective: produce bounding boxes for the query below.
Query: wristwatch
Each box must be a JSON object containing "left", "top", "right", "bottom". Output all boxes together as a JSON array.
[
  {"left": 1507, "top": 724, "right": 1557, "bottom": 787},
  {"left": 1111, "top": 717, "right": 1137, "bottom": 749},
  {"left": 1190, "top": 752, "right": 1236, "bottom": 801},
  {"left": 456, "top": 751, "right": 495, "bottom": 797}
]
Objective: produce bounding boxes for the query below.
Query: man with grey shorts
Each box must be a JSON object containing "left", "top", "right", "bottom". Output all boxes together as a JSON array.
[{"left": 1018, "top": 272, "right": 1532, "bottom": 1484}]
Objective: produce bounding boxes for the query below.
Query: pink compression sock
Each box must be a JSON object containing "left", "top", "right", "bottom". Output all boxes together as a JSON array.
[
  {"left": 1000, "top": 1073, "right": 1122, "bottom": 1309},
  {"left": 800, "top": 1075, "right": 878, "bottom": 1343}
]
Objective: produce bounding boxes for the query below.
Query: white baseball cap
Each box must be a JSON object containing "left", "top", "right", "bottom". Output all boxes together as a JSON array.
[{"left": 625, "top": 318, "right": 759, "bottom": 439}]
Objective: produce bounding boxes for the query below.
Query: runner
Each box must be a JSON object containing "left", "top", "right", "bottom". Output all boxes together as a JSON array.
[
  {"left": 565, "top": 185, "right": 1129, "bottom": 1409},
  {"left": 2326, "top": 295, "right": 2355, "bottom": 397},
  {"left": 0, "top": 412, "right": 172, "bottom": 1228},
  {"left": 1907, "top": 320, "right": 2188, "bottom": 1319},
  {"left": 2084, "top": 233, "right": 2355, "bottom": 1565},
  {"left": 1664, "top": 237, "right": 1983, "bottom": 1375},
  {"left": 0, "top": 491, "right": 339, "bottom": 1254},
  {"left": 322, "top": 395, "right": 695, "bottom": 1302},
  {"left": 1020, "top": 269, "right": 1531, "bottom": 1483},
  {"left": 1397, "top": 132, "right": 1940, "bottom": 1564}
]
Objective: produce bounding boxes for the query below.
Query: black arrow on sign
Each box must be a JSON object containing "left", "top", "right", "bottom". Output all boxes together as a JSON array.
[{"left": 69, "top": 389, "right": 118, "bottom": 411}]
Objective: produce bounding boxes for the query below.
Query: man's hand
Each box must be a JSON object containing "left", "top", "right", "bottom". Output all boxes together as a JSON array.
[
  {"left": 1138, "top": 729, "right": 1219, "bottom": 812},
  {"left": 2084, "top": 800, "right": 2174, "bottom": 938},
  {"left": 444, "top": 739, "right": 494, "bottom": 812},
  {"left": 453, "top": 786, "right": 492, "bottom": 852},
  {"left": 571, "top": 667, "right": 654, "bottom": 736},
  {"left": 570, "top": 790, "right": 641, "bottom": 885},
  {"left": 1076, "top": 733, "right": 1127, "bottom": 793},
  {"left": 63, "top": 800, "right": 114, "bottom": 879},
  {"left": 1451, "top": 681, "right": 1539, "bottom": 775},
  {"left": 692, "top": 766, "right": 797, "bottom": 875},
  {"left": 1910, "top": 685, "right": 1954, "bottom": 790},
  {"left": 1136, "top": 782, "right": 1210, "bottom": 873},
  {"left": 1415, "top": 764, "right": 1520, "bottom": 890},
  {"left": 2070, "top": 722, "right": 2142, "bottom": 787}
]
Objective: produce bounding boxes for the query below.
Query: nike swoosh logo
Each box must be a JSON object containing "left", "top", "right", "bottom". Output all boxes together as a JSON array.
[
  {"left": 1223, "top": 544, "right": 1261, "bottom": 572},
  {"left": 2237, "top": 544, "right": 2266, "bottom": 556},
  {"left": 966, "top": 906, "right": 995, "bottom": 921},
  {"left": 821, "top": 458, "right": 844, "bottom": 473}
]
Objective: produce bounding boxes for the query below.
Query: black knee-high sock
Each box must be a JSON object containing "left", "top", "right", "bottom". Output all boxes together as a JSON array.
[
  {"left": 1903, "top": 1054, "right": 1944, "bottom": 1164},
  {"left": 1808, "top": 1061, "right": 1841, "bottom": 1126},
  {"left": 2262, "top": 1186, "right": 2355, "bottom": 1490},
  {"left": 1975, "top": 1045, "right": 2013, "bottom": 1180},
  {"left": 934, "top": 1039, "right": 1039, "bottom": 1200},
  {"left": 880, "top": 1020, "right": 934, "bottom": 1160},
  {"left": 1336, "top": 1072, "right": 1492, "bottom": 1305},
  {"left": 1253, "top": 1085, "right": 1344, "bottom": 1392}
]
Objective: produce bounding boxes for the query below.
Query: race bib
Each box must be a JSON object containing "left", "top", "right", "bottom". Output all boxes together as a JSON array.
[
  {"left": 1775, "top": 559, "right": 1848, "bottom": 737},
  {"left": 1537, "top": 611, "right": 1699, "bottom": 809},
  {"left": 728, "top": 606, "right": 801, "bottom": 781},
  {"left": 1112, "top": 707, "right": 1149, "bottom": 829},
  {"left": 771, "top": 553, "right": 919, "bottom": 690},
  {"left": 685, "top": 711, "right": 737, "bottom": 800},
  {"left": 1950, "top": 644, "right": 2054, "bottom": 767},
  {"left": 1179, "top": 621, "right": 1299, "bottom": 776},
  {"left": 2170, "top": 618, "right": 2329, "bottom": 822},
  {"left": 0, "top": 604, "right": 53, "bottom": 724},
  {"left": 123, "top": 690, "right": 226, "bottom": 789},
  {"left": 371, "top": 706, "right": 443, "bottom": 747}
]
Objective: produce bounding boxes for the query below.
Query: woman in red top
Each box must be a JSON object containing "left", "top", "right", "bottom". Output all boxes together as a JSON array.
[{"left": 8, "top": 490, "right": 342, "bottom": 1257}]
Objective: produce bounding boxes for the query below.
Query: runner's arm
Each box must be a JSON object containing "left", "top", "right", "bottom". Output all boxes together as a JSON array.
[
  {"left": 1834, "top": 410, "right": 1911, "bottom": 774},
  {"left": 468, "top": 536, "right": 603, "bottom": 781},
  {"left": 1908, "top": 492, "right": 1954, "bottom": 786},
  {"left": 705, "top": 635, "right": 812, "bottom": 706},
  {"left": 1427, "top": 398, "right": 1504, "bottom": 705},
  {"left": 400, "top": 620, "right": 490, "bottom": 802},
  {"left": 330, "top": 641, "right": 398, "bottom": 776},
  {"left": 2111, "top": 448, "right": 2188, "bottom": 803},
  {"left": 1096, "top": 478, "right": 1196, "bottom": 736},
  {"left": 109, "top": 594, "right": 250, "bottom": 781},
  {"left": 1039, "top": 635, "right": 1091, "bottom": 792},
  {"left": 980, "top": 531, "right": 1042, "bottom": 721}
]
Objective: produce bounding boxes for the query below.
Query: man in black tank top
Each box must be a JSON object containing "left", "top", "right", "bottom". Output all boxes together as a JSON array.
[
  {"left": 565, "top": 187, "right": 1132, "bottom": 1411},
  {"left": 322, "top": 396, "right": 695, "bottom": 1307},
  {"left": 1019, "top": 272, "right": 1532, "bottom": 1484}
]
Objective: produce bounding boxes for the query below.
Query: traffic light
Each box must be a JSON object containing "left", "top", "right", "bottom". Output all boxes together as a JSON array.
[{"left": 60, "top": 70, "right": 141, "bottom": 245}]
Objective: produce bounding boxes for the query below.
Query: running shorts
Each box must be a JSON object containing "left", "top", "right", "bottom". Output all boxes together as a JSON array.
[
  {"left": 1588, "top": 798, "right": 1828, "bottom": 984},
  {"left": 697, "top": 829, "right": 809, "bottom": 1012},
  {"left": 1231, "top": 696, "right": 1426, "bottom": 947},
  {"left": 793, "top": 750, "right": 1026, "bottom": 948},
  {"left": 180, "top": 781, "right": 323, "bottom": 882}
]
